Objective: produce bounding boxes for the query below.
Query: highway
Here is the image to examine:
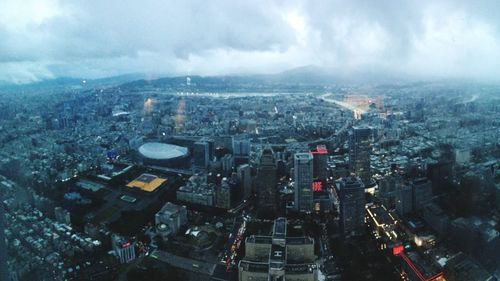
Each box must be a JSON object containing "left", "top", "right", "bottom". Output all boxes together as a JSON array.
[{"left": 319, "top": 93, "right": 366, "bottom": 114}]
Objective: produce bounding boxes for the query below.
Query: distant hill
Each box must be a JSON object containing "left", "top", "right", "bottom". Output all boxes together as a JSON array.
[
  {"left": 0, "top": 73, "right": 148, "bottom": 93},
  {"left": 0, "top": 66, "right": 416, "bottom": 94},
  {"left": 117, "top": 66, "right": 414, "bottom": 93}
]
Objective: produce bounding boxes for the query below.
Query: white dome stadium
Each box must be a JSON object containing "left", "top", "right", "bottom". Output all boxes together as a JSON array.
[{"left": 138, "top": 142, "right": 189, "bottom": 160}]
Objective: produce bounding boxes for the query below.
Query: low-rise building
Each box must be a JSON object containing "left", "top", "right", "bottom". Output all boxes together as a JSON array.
[
  {"left": 238, "top": 218, "right": 317, "bottom": 281},
  {"left": 155, "top": 202, "right": 187, "bottom": 239}
]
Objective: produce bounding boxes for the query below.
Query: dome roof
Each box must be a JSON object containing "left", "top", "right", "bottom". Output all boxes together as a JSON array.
[{"left": 138, "top": 142, "right": 188, "bottom": 160}]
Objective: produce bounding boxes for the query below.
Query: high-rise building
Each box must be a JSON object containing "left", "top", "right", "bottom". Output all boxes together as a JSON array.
[
  {"left": 457, "top": 168, "right": 494, "bottom": 214},
  {"left": 237, "top": 164, "right": 252, "bottom": 199},
  {"left": 193, "top": 141, "right": 210, "bottom": 169},
  {"left": 378, "top": 173, "right": 402, "bottom": 207},
  {"left": 294, "top": 152, "right": 314, "bottom": 213},
  {"left": 312, "top": 145, "right": 328, "bottom": 181},
  {"left": 338, "top": 176, "right": 365, "bottom": 236},
  {"left": 256, "top": 147, "right": 278, "bottom": 212},
  {"left": 422, "top": 203, "right": 450, "bottom": 237},
  {"left": 233, "top": 139, "right": 250, "bottom": 156},
  {"left": 112, "top": 235, "right": 136, "bottom": 264},
  {"left": 233, "top": 138, "right": 251, "bottom": 166},
  {"left": 221, "top": 154, "right": 234, "bottom": 176},
  {"left": 396, "top": 184, "right": 413, "bottom": 216},
  {"left": 349, "top": 126, "right": 372, "bottom": 187},
  {"left": 216, "top": 178, "right": 232, "bottom": 209},
  {"left": 411, "top": 177, "right": 433, "bottom": 211}
]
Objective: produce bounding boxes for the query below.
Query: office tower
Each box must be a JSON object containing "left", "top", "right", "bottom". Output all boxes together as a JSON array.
[
  {"left": 112, "top": 235, "right": 136, "bottom": 264},
  {"left": 237, "top": 164, "right": 252, "bottom": 199},
  {"left": 411, "top": 177, "right": 433, "bottom": 211},
  {"left": 312, "top": 145, "right": 328, "bottom": 181},
  {"left": 0, "top": 205, "right": 8, "bottom": 281},
  {"left": 193, "top": 141, "right": 210, "bottom": 168},
  {"left": 338, "top": 176, "right": 365, "bottom": 236},
  {"left": 378, "top": 173, "right": 402, "bottom": 207},
  {"left": 294, "top": 152, "right": 314, "bottom": 213},
  {"left": 233, "top": 139, "right": 250, "bottom": 156},
  {"left": 216, "top": 178, "right": 232, "bottom": 209},
  {"left": 396, "top": 184, "right": 413, "bottom": 216},
  {"left": 379, "top": 173, "right": 400, "bottom": 196},
  {"left": 256, "top": 147, "right": 277, "bottom": 212},
  {"left": 349, "top": 126, "right": 372, "bottom": 187},
  {"left": 207, "top": 139, "right": 215, "bottom": 161},
  {"left": 233, "top": 138, "right": 251, "bottom": 166},
  {"left": 422, "top": 203, "right": 450, "bottom": 237},
  {"left": 458, "top": 168, "right": 494, "bottom": 215},
  {"left": 221, "top": 154, "right": 234, "bottom": 175}
]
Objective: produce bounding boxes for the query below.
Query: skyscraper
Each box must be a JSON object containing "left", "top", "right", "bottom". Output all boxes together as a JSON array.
[
  {"left": 232, "top": 138, "right": 250, "bottom": 156},
  {"left": 349, "top": 126, "right": 372, "bottom": 187},
  {"left": 312, "top": 145, "right": 328, "bottom": 181},
  {"left": 221, "top": 154, "right": 234, "bottom": 176},
  {"left": 294, "top": 152, "right": 314, "bottom": 213},
  {"left": 193, "top": 140, "right": 210, "bottom": 169},
  {"left": 216, "top": 178, "right": 232, "bottom": 209},
  {"left": 396, "top": 184, "right": 413, "bottom": 216},
  {"left": 338, "top": 176, "right": 365, "bottom": 236},
  {"left": 256, "top": 147, "right": 277, "bottom": 213},
  {"left": 233, "top": 138, "right": 251, "bottom": 166},
  {"left": 411, "top": 177, "right": 433, "bottom": 211},
  {"left": 237, "top": 164, "right": 252, "bottom": 199}
]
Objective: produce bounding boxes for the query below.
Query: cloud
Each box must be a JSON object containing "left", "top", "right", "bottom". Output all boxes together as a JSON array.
[{"left": 1, "top": 0, "right": 500, "bottom": 83}]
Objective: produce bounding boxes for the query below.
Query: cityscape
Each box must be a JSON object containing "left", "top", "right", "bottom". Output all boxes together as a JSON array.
[{"left": 1, "top": 1, "right": 500, "bottom": 281}]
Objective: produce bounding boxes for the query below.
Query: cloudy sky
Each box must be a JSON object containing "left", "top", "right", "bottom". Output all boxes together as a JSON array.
[{"left": 1, "top": 0, "right": 500, "bottom": 83}]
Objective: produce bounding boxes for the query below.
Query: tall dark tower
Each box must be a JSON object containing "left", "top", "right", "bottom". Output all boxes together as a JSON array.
[
  {"left": 349, "top": 126, "right": 372, "bottom": 187},
  {"left": 338, "top": 176, "right": 365, "bottom": 236},
  {"left": 312, "top": 145, "right": 328, "bottom": 181},
  {"left": 256, "top": 147, "right": 277, "bottom": 214},
  {"left": 0, "top": 204, "right": 8, "bottom": 281},
  {"left": 294, "top": 152, "right": 314, "bottom": 213}
]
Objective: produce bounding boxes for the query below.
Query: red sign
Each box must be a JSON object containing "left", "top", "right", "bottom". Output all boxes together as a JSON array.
[
  {"left": 392, "top": 245, "right": 404, "bottom": 256},
  {"left": 312, "top": 145, "right": 328, "bottom": 155},
  {"left": 312, "top": 181, "right": 323, "bottom": 191}
]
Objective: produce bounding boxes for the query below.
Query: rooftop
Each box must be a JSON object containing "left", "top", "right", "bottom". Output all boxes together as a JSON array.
[
  {"left": 138, "top": 142, "right": 188, "bottom": 160},
  {"left": 126, "top": 173, "right": 166, "bottom": 192}
]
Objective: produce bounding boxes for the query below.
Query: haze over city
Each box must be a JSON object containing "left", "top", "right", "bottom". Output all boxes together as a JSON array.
[{"left": 2, "top": 0, "right": 500, "bottom": 83}]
